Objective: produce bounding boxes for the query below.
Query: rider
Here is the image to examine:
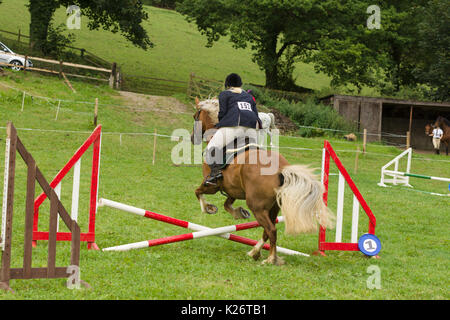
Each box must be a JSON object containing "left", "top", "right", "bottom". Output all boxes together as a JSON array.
[{"left": 204, "top": 73, "right": 262, "bottom": 186}]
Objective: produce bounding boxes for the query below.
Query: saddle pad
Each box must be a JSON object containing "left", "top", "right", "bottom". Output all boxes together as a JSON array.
[{"left": 222, "top": 143, "right": 263, "bottom": 169}]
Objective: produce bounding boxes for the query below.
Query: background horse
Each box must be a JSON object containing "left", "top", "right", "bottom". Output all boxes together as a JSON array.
[
  {"left": 191, "top": 98, "right": 334, "bottom": 265},
  {"left": 425, "top": 116, "right": 449, "bottom": 155},
  {"left": 257, "top": 112, "right": 277, "bottom": 146}
]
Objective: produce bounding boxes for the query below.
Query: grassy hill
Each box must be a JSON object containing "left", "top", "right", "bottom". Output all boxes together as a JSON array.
[
  {"left": 0, "top": 71, "right": 448, "bottom": 299},
  {"left": 0, "top": 0, "right": 335, "bottom": 91}
]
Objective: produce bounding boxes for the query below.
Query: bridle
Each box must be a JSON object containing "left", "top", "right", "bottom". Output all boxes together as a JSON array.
[
  {"left": 192, "top": 109, "right": 203, "bottom": 145},
  {"left": 193, "top": 109, "right": 201, "bottom": 121}
]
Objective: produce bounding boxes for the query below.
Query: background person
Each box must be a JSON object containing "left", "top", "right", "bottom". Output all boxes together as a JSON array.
[{"left": 429, "top": 125, "right": 444, "bottom": 154}]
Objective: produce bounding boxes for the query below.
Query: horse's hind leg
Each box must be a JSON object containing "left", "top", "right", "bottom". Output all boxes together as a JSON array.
[
  {"left": 247, "top": 204, "right": 280, "bottom": 261},
  {"left": 224, "top": 197, "right": 251, "bottom": 219},
  {"left": 247, "top": 230, "right": 268, "bottom": 261},
  {"left": 263, "top": 204, "right": 284, "bottom": 265},
  {"left": 248, "top": 207, "right": 284, "bottom": 266}
]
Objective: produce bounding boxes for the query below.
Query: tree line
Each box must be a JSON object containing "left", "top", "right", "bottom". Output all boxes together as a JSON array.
[{"left": 1, "top": 0, "right": 448, "bottom": 101}]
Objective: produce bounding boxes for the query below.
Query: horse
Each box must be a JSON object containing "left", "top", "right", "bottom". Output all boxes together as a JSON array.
[
  {"left": 197, "top": 98, "right": 277, "bottom": 146},
  {"left": 425, "top": 116, "right": 449, "bottom": 155},
  {"left": 257, "top": 112, "right": 277, "bottom": 146},
  {"left": 190, "top": 98, "right": 334, "bottom": 265}
]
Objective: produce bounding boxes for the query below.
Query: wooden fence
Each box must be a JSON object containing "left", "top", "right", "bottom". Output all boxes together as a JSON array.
[
  {"left": 187, "top": 73, "right": 223, "bottom": 100},
  {"left": 0, "top": 54, "right": 119, "bottom": 89},
  {"left": 0, "top": 28, "right": 113, "bottom": 69},
  {"left": 0, "top": 28, "right": 311, "bottom": 99},
  {"left": 120, "top": 73, "right": 187, "bottom": 96},
  {"left": 187, "top": 73, "right": 309, "bottom": 102},
  {"left": 0, "top": 122, "right": 85, "bottom": 292}
]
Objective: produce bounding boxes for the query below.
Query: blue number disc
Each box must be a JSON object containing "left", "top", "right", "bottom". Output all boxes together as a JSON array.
[{"left": 358, "top": 234, "right": 381, "bottom": 256}]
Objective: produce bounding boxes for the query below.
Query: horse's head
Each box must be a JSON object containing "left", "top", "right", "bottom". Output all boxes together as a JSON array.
[
  {"left": 433, "top": 116, "right": 449, "bottom": 129},
  {"left": 190, "top": 97, "right": 219, "bottom": 145},
  {"left": 425, "top": 123, "right": 433, "bottom": 135}
]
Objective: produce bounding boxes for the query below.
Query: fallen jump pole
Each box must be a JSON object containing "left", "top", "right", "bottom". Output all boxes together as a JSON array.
[
  {"left": 383, "top": 170, "right": 450, "bottom": 183},
  {"left": 98, "top": 198, "right": 309, "bottom": 256}
]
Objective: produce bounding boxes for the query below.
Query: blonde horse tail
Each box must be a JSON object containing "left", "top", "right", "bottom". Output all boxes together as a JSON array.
[
  {"left": 276, "top": 165, "right": 335, "bottom": 235},
  {"left": 268, "top": 113, "right": 276, "bottom": 129}
]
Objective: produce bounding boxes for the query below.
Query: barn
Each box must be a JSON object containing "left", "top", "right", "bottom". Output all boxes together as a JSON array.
[{"left": 320, "top": 94, "right": 450, "bottom": 151}]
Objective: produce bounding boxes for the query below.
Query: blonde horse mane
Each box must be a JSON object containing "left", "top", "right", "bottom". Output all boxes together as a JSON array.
[{"left": 198, "top": 98, "right": 219, "bottom": 124}]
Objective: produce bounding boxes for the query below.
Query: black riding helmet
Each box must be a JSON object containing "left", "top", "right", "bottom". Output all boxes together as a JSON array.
[{"left": 224, "top": 73, "right": 243, "bottom": 89}]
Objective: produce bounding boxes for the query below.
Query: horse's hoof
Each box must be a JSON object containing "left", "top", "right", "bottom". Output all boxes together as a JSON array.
[
  {"left": 205, "top": 204, "right": 218, "bottom": 214},
  {"left": 247, "top": 250, "right": 261, "bottom": 261},
  {"left": 239, "top": 208, "right": 251, "bottom": 219},
  {"left": 262, "top": 256, "right": 285, "bottom": 266}
]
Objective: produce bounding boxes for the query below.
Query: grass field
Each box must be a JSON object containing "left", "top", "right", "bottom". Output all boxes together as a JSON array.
[
  {"left": 0, "top": 71, "right": 448, "bottom": 300},
  {"left": 0, "top": 0, "right": 363, "bottom": 94}
]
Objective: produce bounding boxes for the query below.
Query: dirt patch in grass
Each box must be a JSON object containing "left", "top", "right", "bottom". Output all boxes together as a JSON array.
[
  {"left": 118, "top": 91, "right": 193, "bottom": 126},
  {"left": 119, "top": 91, "right": 191, "bottom": 114},
  {"left": 268, "top": 107, "right": 298, "bottom": 134}
]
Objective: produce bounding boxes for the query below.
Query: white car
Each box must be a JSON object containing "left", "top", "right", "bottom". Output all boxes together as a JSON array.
[{"left": 0, "top": 41, "right": 33, "bottom": 71}]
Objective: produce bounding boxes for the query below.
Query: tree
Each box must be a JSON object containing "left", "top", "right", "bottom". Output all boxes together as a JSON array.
[
  {"left": 28, "top": 0, "right": 153, "bottom": 54},
  {"left": 178, "top": 0, "right": 415, "bottom": 92},
  {"left": 178, "top": 0, "right": 342, "bottom": 90},
  {"left": 414, "top": 0, "right": 449, "bottom": 101},
  {"left": 314, "top": 0, "right": 449, "bottom": 100},
  {"left": 307, "top": 0, "right": 449, "bottom": 100},
  {"left": 306, "top": 1, "right": 385, "bottom": 93},
  {"left": 141, "top": 0, "right": 179, "bottom": 9}
]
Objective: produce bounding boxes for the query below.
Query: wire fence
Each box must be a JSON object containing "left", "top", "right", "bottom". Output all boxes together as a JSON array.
[
  {"left": 0, "top": 81, "right": 411, "bottom": 145},
  {"left": 0, "top": 124, "right": 448, "bottom": 164},
  {"left": 2, "top": 81, "right": 449, "bottom": 164}
]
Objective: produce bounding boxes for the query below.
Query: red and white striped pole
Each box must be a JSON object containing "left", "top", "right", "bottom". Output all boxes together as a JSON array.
[{"left": 98, "top": 198, "right": 308, "bottom": 256}]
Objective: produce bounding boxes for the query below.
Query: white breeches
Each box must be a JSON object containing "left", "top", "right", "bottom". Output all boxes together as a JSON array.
[{"left": 205, "top": 126, "right": 258, "bottom": 164}]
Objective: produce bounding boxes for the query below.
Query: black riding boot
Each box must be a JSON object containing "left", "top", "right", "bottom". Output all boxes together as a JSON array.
[{"left": 204, "top": 163, "right": 223, "bottom": 186}]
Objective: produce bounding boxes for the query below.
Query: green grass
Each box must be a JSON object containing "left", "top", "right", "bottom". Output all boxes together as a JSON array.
[
  {"left": 0, "top": 0, "right": 385, "bottom": 97},
  {"left": 0, "top": 71, "right": 448, "bottom": 300},
  {"left": 0, "top": 0, "right": 335, "bottom": 92}
]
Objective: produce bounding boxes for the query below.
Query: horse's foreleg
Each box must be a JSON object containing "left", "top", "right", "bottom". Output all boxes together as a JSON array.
[
  {"left": 224, "top": 197, "right": 251, "bottom": 219},
  {"left": 195, "top": 184, "right": 219, "bottom": 214}
]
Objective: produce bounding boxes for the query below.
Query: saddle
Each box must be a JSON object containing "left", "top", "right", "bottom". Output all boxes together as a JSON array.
[{"left": 219, "top": 137, "right": 262, "bottom": 170}]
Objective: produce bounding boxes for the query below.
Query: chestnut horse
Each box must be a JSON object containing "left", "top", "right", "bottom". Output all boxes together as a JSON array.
[
  {"left": 425, "top": 116, "right": 449, "bottom": 155},
  {"left": 191, "top": 98, "right": 334, "bottom": 265}
]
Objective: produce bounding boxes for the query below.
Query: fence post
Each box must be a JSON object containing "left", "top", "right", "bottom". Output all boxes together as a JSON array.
[
  {"left": 110, "top": 63, "right": 117, "bottom": 89},
  {"left": 24, "top": 55, "right": 28, "bottom": 73},
  {"left": 406, "top": 131, "right": 411, "bottom": 150},
  {"left": 21, "top": 91, "right": 26, "bottom": 111},
  {"left": 363, "top": 129, "right": 367, "bottom": 154},
  {"left": 354, "top": 146, "right": 360, "bottom": 174},
  {"left": 152, "top": 129, "right": 157, "bottom": 165},
  {"left": 59, "top": 60, "right": 63, "bottom": 79},
  {"left": 94, "top": 98, "right": 98, "bottom": 126},
  {"left": 115, "top": 66, "right": 122, "bottom": 90},
  {"left": 187, "top": 72, "right": 194, "bottom": 98}
]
